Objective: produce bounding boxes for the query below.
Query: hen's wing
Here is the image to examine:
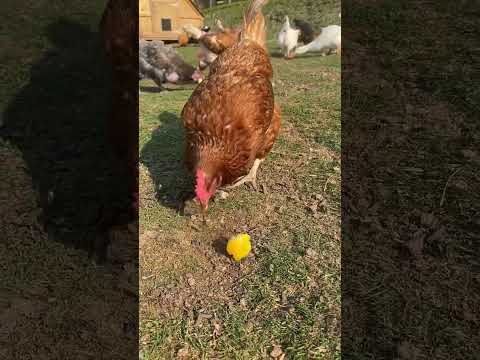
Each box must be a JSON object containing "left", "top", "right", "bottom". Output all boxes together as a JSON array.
[{"left": 256, "top": 103, "right": 281, "bottom": 160}]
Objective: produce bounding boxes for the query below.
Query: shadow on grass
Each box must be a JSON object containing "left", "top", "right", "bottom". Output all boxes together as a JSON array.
[
  {"left": 140, "top": 111, "right": 194, "bottom": 212},
  {"left": 139, "top": 83, "right": 198, "bottom": 93},
  {"left": 270, "top": 51, "right": 339, "bottom": 60},
  {"left": 139, "top": 86, "right": 162, "bottom": 93},
  {"left": 213, "top": 236, "right": 229, "bottom": 256},
  {"left": 0, "top": 13, "right": 138, "bottom": 359},
  {"left": 270, "top": 51, "right": 286, "bottom": 59},
  {"left": 0, "top": 19, "right": 129, "bottom": 258}
]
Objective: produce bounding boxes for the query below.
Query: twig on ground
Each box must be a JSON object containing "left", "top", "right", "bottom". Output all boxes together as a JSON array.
[{"left": 440, "top": 166, "right": 462, "bottom": 207}]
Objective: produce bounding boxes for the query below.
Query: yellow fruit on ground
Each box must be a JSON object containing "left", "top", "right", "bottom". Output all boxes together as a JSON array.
[{"left": 226, "top": 233, "right": 251, "bottom": 262}]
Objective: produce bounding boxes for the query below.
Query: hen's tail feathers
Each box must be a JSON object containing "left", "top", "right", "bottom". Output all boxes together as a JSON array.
[
  {"left": 183, "top": 24, "right": 203, "bottom": 40},
  {"left": 216, "top": 19, "right": 225, "bottom": 31},
  {"left": 241, "top": 0, "right": 269, "bottom": 48}
]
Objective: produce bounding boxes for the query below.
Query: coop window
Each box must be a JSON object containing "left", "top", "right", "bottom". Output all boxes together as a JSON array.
[{"left": 161, "top": 18, "right": 172, "bottom": 31}]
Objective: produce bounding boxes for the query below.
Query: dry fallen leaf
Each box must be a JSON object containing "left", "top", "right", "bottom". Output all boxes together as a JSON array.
[
  {"left": 407, "top": 230, "right": 425, "bottom": 259},
  {"left": 398, "top": 341, "right": 419, "bottom": 359},
  {"left": 420, "top": 213, "right": 436, "bottom": 227}
]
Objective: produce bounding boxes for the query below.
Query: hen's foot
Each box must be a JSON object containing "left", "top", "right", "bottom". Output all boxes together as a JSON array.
[{"left": 224, "top": 158, "right": 264, "bottom": 191}]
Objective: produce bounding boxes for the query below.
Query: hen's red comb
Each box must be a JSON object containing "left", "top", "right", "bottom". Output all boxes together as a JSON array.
[{"left": 195, "top": 169, "right": 210, "bottom": 203}]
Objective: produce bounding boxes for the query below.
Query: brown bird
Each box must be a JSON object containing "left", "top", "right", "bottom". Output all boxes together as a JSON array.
[
  {"left": 184, "top": 20, "right": 241, "bottom": 70},
  {"left": 182, "top": 0, "right": 281, "bottom": 215}
]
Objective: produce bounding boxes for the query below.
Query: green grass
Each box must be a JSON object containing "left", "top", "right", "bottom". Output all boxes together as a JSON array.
[{"left": 140, "top": 1, "right": 341, "bottom": 358}]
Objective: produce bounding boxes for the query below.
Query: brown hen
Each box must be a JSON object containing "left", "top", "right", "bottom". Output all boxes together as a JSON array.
[
  {"left": 184, "top": 21, "right": 241, "bottom": 70},
  {"left": 182, "top": 0, "right": 281, "bottom": 214}
]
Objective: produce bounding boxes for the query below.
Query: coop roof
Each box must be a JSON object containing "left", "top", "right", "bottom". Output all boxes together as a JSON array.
[{"left": 187, "top": 0, "right": 204, "bottom": 17}]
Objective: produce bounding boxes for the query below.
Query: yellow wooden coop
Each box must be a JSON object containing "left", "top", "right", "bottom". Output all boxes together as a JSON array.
[{"left": 139, "top": 0, "right": 204, "bottom": 42}]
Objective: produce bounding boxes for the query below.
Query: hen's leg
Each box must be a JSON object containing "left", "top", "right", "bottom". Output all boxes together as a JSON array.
[{"left": 224, "top": 158, "right": 264, "bottom": 190}]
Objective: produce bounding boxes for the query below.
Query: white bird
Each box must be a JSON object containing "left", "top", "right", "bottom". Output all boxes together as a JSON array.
[
  {"left": 277, "top": 15, "right": 300, "bottom": 59},
  {"left": 183, "top": 24, "right": 205, "bottom": 40},
  {"left": 294, "top": 25, "right": 341, "bottom": 56}
]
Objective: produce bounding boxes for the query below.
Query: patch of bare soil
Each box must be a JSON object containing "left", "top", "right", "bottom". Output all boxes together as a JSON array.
[
  {"left": 342, "top": 1, "right": 480, "bottom": 358},
  {"left": 0, "top": 143, "right": 138, "bottom": 359}
]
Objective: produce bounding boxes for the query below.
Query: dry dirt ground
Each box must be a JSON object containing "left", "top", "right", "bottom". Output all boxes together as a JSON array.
[
  {"left": 1, "top": 1, "right": 138, "bottom": 358},
  {"left": 342, "top": 1, "right": 480, "bottom": 358}
]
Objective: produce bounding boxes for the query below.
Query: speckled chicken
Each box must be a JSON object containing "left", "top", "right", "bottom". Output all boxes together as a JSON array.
[
  {"left": 182, "top": 0, "right": 281, "bottom": 214},
  {"left": 139, "top": 39, "right": 203, "bottom": 86},
  {"left": 293, "top": 18, "right": 316, "bottom": 44}
]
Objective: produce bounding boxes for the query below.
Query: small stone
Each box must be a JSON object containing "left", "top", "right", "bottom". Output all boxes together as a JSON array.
[
  {"left": 270, "top": 345, "right": 284, "bottom": 358},
  {"left": 186, "top": 274, "right": 195, "bottom": 287},
  {"left": 176, "top": 347, "right": 189, "bottom": 358},
  {"left": 306, "top": 248, "right": 318, "bottom": 258},
  {"left": 218, "top": 190, "right": 229, "bottom": 200},
  {"left": 213, "top": 322, "right": 222, "bottom": 336},
  {"left": 318, "top": 346, "right": 328, "bottom": 353}
]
